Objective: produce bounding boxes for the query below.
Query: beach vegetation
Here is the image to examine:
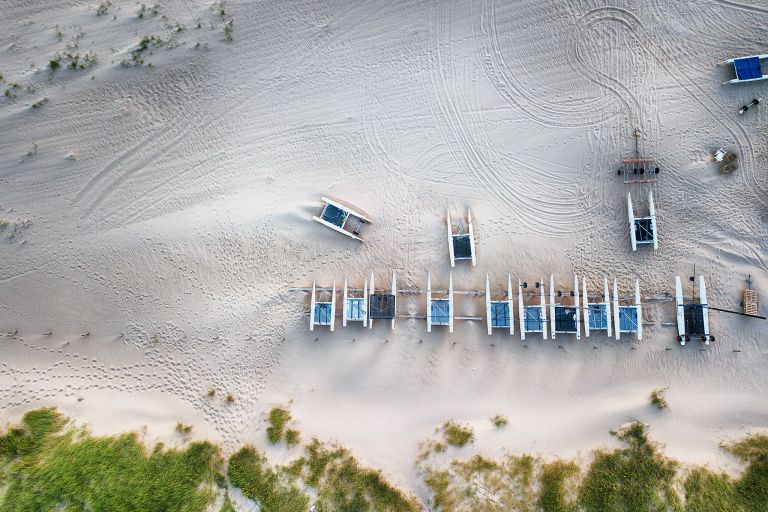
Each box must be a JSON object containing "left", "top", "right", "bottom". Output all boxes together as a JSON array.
[
  {"left": 227, "top": 445, "right": 309, "bottom": 512},
  {"left": 491, "top": 414, "right": 509, "bottom": 428},
  {"left": 96, "top": 1, "right": 111, "bottom": 16},
  {"left": 206, "top": 388, "right": 216, "bottom": 397},
  {"left": 175, "top": 422, "right": 193, "bottom": 435},
  {"left": 31, "top": 96, "right": 50, "bottom": 109},
  {"left": 578, "top": 422, "right": 681, "bottom": 511},
  {"left": 650, "top": 388, "right": 669, "bottom": 410},
  {"left": 0, "top": 408, "right": 222, "bottom": 511},
  {"left": 285, "top": 428, "right": 300, "bottom": 447},
  {"left": 48, "top": 56, "right": 61, "bottom": 71},
  {"left": 266, "top": 406, "right": 290, "bottom": 444},
  {"left": 225, "top": 393, "right": 235, "bottom": 403},
  {"left": 441, "top": 420, "right": 474, "bottom": 447},
  {"left": 224, "top": 21, "right": 233, "bottom": 42}
]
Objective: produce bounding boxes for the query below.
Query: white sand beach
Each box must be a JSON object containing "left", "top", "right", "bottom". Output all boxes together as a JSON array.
[{"left": 1, "top": 0, "right": 768, "bottom": 503}]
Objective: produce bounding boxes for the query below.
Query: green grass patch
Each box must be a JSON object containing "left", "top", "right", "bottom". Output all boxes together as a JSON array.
[
  {"left": 491, "top": 414, "right": 509, "bottom": 429},
  {"left": 441, "top": 420, "right": 474, "bottom": 447},
  {"left": 266, "top": 407, "right": 290, "bottom": 444},
  {"left": 578, "top": 422, "right": 681, "bottom": 512},
  {"left": 0, "top": 408, "right": 221, "bottom": 511},
  {"left": 227, "top": 446, "right": 309, "bottom": 512},
  {"left": 726, "top": 434, "right": 768, "bottom": 511},
  {"left": 293, "top": 439, "right": 421, "bottom": 511},
  {"left": 538, "top": 460, "right": 579, "bottom": 512},
  {"left": 684, "top": 468, "right": 741, "bottom": 512},
  {"left": 285, "top": 428, "right": 300, "bottom": 447},
  {"left": 175, "top": 422, "right": 193, "bottom": 435}
]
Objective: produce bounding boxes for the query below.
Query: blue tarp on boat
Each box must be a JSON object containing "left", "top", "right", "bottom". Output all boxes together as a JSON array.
[{"left": 734, "top": 57, "right": 762, "bottom": 81}]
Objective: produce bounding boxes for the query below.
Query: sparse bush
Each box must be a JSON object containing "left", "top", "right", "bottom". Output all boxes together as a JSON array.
[
  {"left": 206, "top": 388, "right": 216, "bottom": 397},
  {"left": 225, "top": 394, "right": 235, "bottom": 403},
  {"left": 96, "top": 1, "right": 111, "bottom": 16},
  {"left": 491, "top": 414, "right": 509, "bottom": 428},
  {"left": 224, "top": 20, "right": 233, "bottom": 42},
  {"left": 650, "top": 388, "right": 668, "bottom": 410},
  {"left": 285, "top": 429, "right": 300, "bottom": 447},
  {"left": 175, "top": 422, "right": 193, "bottom": 435},
  {"left": 441, "top": 420, "right": 474, "bottom": 447},
  {"left": 48, "top": 56, "right": 61, "bottom": 71}
]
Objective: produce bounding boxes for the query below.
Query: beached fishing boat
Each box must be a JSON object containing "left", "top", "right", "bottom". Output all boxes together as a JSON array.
[
  {"left": 722, "top": 54, "right": 768, "bottom": 85},
  {"left": 313, "top": 196, "right": 372, "bottom": 241}
]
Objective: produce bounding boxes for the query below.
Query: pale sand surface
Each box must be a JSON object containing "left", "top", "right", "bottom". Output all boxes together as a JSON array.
[{"left": 1, "top": 0, "right": 768, "bottom": 500}]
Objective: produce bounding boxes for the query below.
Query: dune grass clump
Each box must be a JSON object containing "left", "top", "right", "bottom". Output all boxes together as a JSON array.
[
  {"left": 266, "top": 407, "right": 291, "bottom": 444},
  {"left": 441, "top": 420, "right": 474, "bottom": 447},
  {"left": 285, "top": 428, "right": 300, "bottom": 447},
  {"left": 227, "top": 446, "right": 309, "bottom": 512},
  {"left": 578, "top": 422, "right": 681, "bottom": 511},
  {"left": 725, "top": 434, "right": 768, "bottom": 510},
  {"left": 48, "top": 56, "right": 61, "bottom": 71},
  {"left": 175, "top": 422, "right": 193, "bottom": 435},
  {"left": 650, "top": 388, "right": 669, "bottom": 410},
  {"left": 96, "top": 1, "right": 111, "bottom": 15},
  {"left": 0, "top": 408, "right": 222, "bottom": 511},
  {"left": 292, "top": 439, "right": 421, "bottom": 511},
  {"left": 491, "top": 414, "right": 509, "bottom": 429},
  {"left": 538, "top": 460, "right": 580, "bottom": 512},
  {"left": 424, "top": 454, "right": 538, "bottom": 511}
]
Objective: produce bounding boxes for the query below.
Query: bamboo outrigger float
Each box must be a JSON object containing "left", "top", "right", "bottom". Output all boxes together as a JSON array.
[
  {"left": 518, "top": 280, "right": 547, "bottom": 340},
  {"left": 582, "top": 277, "right": 612, "bottom": 338},
  {"left": 312, "top": 197, "right": 372, "bottom": 242},
  {"left": 447, "top": 209, "right": 477, "bottom": 267},
  {"left": 427, "top": 272, "right": 454, "bottom": 332},
  {"left": 628, "top": 191, "right": 658, "bottom": 251},
  {"left": 612, "top": 279, "right": 642, "bottom": 340},
  {"left": 485, "top": 274, "right": 514, "bottom": 336},
  {"left": 675, "top": 275, "right": 714, "bottom": 345},
  {"left": 309, "top": 280, "right": 336, "bottom": 331},
  {"left": 550, "top": 275, "right": 581, "bottom": 339}
]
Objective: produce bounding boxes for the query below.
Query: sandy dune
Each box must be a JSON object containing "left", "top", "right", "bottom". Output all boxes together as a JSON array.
[{"left": 1, "top": 0, "right": 767, "bottom": 501}]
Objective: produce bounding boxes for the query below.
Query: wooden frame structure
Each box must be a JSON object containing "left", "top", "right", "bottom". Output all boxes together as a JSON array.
[
  {"left": 628, "top": 191, "right": 658, "bottom": 251},
  {"left": 518, "top": 279, "right": 547, "bottom": 340},
  {"left": 549, "top": 275, "right": 581, "bottom": 339},
  {"left": 312, "top": 196, "right": 372, "bottom": 242},
  {"left": 309, "top": 280, "right": 336, "bottom": 331},
  {"left": 485, "top": 274, "right": 514, "bottom": 336},
  {"left": 447, "top": 209, "right": 477, "bottom": 267},
  {"left": 369, "top": 272, "right": 397, "bottom": 329},
  {"left": 582, "top": 277, "right": 612, "bottom": 338},
  {"left": 427, "top": 272, "right": 454, "bottom": 332},
  {"left": 342, "top": 277, "right": 368, "bottom": 327},
  {"left": 675, "top": 275, "right": 713, "bottom": 345},
  {"left": 612, "top": 279, "right": 642, "bottom": 340}
]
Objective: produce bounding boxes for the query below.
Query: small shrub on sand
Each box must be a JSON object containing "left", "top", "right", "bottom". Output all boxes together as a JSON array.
[
  {"left": 650, "top": 388, "right": 669, "bottom": 410},
  {"left": 285, "top": 428, "right": 300, "bottom": 447},
  {"left": 224, "top": 20, "right": 233, "bottom": 42},
  {"left": 441, "top": 420, "right": 474, "bottom": 447},
  {"left": 578, "top": 423, "right": 680, "bottom": 511},
  {"left": 266, "top": 407, "right": 290, "bottom": 444},
  {"left": 48, "top": 56, "right": 61, "bottom": 71},
  {"left": 225, "top": 393, "right": 235, "bottom": 403},
  {"left": 175, "top": 422, "right": 193, "bottom": 435},
  {"left": 206, "top": 388, "right": 216, "bottom": 397},
  {"left": 96, "top": 1, "right": 111, "bottom": 16},
  {"left": 491, "top": 414, "right": 509, "bottom": 429}
]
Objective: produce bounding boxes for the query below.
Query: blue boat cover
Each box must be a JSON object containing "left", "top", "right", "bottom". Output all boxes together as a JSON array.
[{"left": 734, "top": 57, "right": 762, "bottom": 81}]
